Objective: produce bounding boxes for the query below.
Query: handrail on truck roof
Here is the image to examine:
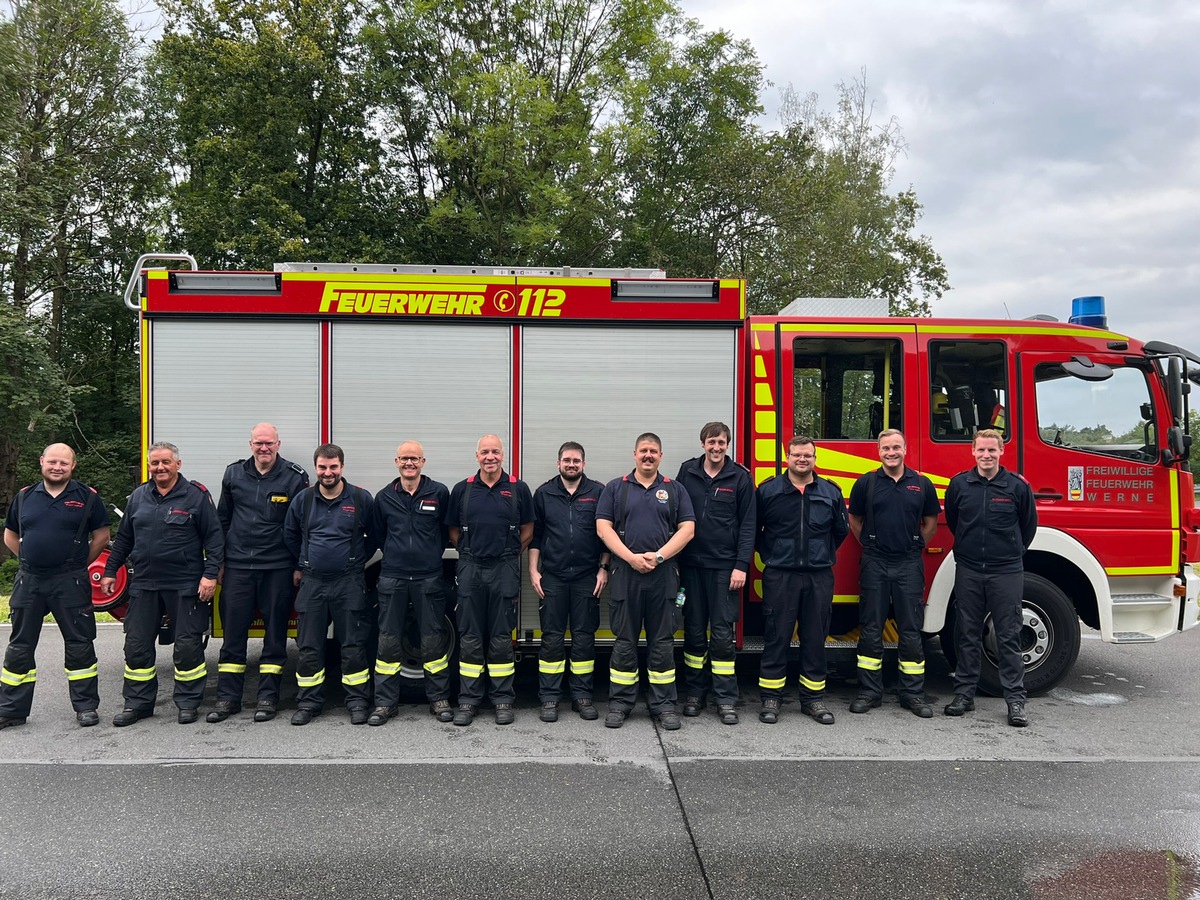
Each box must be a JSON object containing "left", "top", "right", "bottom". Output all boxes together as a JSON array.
[{"left": 124, "top": 253, "right": 199, "bottom": 311}]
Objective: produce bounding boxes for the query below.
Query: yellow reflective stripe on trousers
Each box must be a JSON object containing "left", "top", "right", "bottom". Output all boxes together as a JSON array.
[
  {"left": 374, "top": 659, "right": 402, "bottom": 676},
  {"left": 710, "top": 659, "right": 735, "bottom": 677},
  {"left": 609, "top": 667, "right": 639, "bottom": 686},
  {"left": 259, "top": 663, "right": 284, "bottom": 675},
  {"left": 65, "top": 663, "right": 98, "bottom": 681},
  {"left": 683, "top": 652, "right": 707, "bottom": 670},
  {"left": 898, "top": 659, "right": 926, "bottom": 675},
  {"left": 124, "top": 665, "right": 155, "bottom": 682},
  {"left": 799, "top": 675, "right": 826, "bottom": 691},
  {"left": 539, "top": 659, "right": 566, "bottom": 675},
  {"left": 758, "top": 675, "right": 786, "bottom": 690},
  {"left": 488, "top": 662, "right": 516, "bottom": 678},
  {"left": 570, "top": 659, "right": 595, "bottom": 675},
  {"left": 218, "top": 662, "right": 247, "bottom": 674},
  {"left": 647, "top": 668, "right": 675, "bottom": 685},
  {"left": 1, "top": 667, "right": 36, "bottom": 686},
  {"left": 857, "top": 655, "right": 883, "bottom": 671},
  {"left": 459, "top": 662, "right": 484, "bottom": 679},
  {"left": 342, "top": 668, "right": 370, "bottom": 686},
  {"left": 297, "top": 668, "right": 325, "bottom": 688},
  {"left": 425, "top": 653, "right": 449, "bottom": 674},
  {"left": 175, "top": 662, "right": 207, "bottom": 682}
]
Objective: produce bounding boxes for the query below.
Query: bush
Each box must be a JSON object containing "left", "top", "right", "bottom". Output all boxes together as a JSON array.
[{"left": 0, "top": 556, "right": 17, "bottom": 591}]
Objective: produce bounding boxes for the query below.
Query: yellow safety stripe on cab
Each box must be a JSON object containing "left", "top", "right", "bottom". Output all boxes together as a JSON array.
[
  {"left": 341, "top": 668, "right": 370, "bottom": 686},
  {"left": 609, "top": 668, "right": 639, "bottom": 686},
  {"left": 124, "top": 665, "right": 155, "bottom": 682},
  {"left": 569, "top": 659, "right": 595, "bottom": 675},
  {"left": 488, "top": 662, "right": 516, "bottom": 678},
  {"left": 759, "top": 675, "right": 787, "bottom": 690},
  {"left": 898, "top": 659, "right": 926, "bottom": 675},
  {"left": 296, "top": 668, "right": 325, "bottom": 688},
  {"left": 539, "top": 659, "right": 566, "bottom": 675},
  {"left": 459, "top": 661, "right": 484, "bottom": 678},
  {"left": 857, "top": 655, "right": 884, "bottom": 671},
  {"left": 1, "top": 667, "right": 36, "bottom": 686},
  {"left": 647, "top": 668, "right": 676, "bottom": 684},
  {"left": 425, "top": 654, "right": 449, "bottom": 674},
  {"left": 374, "top": 659, "right": 402, "bottom": 676},
  {"left": 259, "top": 663, "right": 284, "bottom": 675},
  {"left": 65, "top": 664, "right": 98, "bottom": 681},
  {"left": 799, "top": 675, "right": 826, "bottom": 692},
  {"left": 683, "top": 652, "right": 707, "bottom": 670},
  {"left": 175, "top": 662, "right": 207, "bottom": 682},
  {"left": 218, "top": 663, "right": 247, "bottom": 674},
  {"left": 711, "top": 659, "right": 736, "bottom": 676}
]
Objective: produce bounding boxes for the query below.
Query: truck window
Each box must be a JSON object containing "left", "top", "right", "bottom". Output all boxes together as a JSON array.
[
  {"left": 793, "top": 337, "right": 903, "bottom": 440},
  {"left": 1035, "top": 362, "right": 1158, "bottom": 462},
  {"left": 929, "top": 340, "right": 1008, "bottom": 441}
]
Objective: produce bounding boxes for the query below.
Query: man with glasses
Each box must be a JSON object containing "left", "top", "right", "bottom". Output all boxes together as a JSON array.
[
  {"left": 368, "top": 441, "right": 453, "bottom": 725},
  {"left": 208, "top": 423, "right": 309, "bottom": 723},
  {"left": 755, "top": 436, "right": 849, "bottom": 725},
  {"left": 529, "top": 441, "right": 610, "bottom": 722}
]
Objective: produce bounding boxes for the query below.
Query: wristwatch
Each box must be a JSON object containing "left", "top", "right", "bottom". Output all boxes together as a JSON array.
[
  {"left": 655, "top": 553, "right": 665, "bottom": 564},
  {"left": 598, "top": 563, "right": 610, "bottom": 572}
]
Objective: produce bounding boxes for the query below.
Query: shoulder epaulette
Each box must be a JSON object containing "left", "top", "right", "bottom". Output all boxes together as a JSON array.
[
  {"left": 290, "top": 462, "right": 306, "bottom": 475},
  {"left": 193, "top": 481, "right": 209, "bottom": 493}
]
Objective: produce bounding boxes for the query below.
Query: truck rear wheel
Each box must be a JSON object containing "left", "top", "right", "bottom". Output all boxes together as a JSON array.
[
  {"left": 979, "top": 573, "right": 1079, "bottom": 696},
  {"left": 397, "top": 612, "right": 458, "bottom": 703}
]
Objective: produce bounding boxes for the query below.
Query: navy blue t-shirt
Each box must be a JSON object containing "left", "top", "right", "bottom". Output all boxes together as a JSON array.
[
  {"left": 5, "top": 480, "right": 110, "bottom": 568},
  {"left": 596, "top": 472, "right": 695, "bottom": 554},
  {"left": 447, "top": 471, "right": 534, "bottom": 560}
]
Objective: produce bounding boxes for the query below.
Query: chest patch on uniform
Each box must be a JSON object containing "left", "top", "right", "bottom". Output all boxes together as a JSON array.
[
  {"left": 655, "top": 489, "right": 669, "bottom": 502},
  {"left": 341, "top": 505, "right": 356, "bottom": 514},
  {"left": 64, "top": 500, "right": 85, "bottom": 508},
  {"left": 419, "top": 499, "right": 439, "bottom": 513},
  {"left": 269, "top": 493, "right": 289, "bottom": 503}
]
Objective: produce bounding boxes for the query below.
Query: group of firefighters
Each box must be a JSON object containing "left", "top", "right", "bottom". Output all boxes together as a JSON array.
[{"left": 0, "top": 422, "right": 1037, "bottom": 732}]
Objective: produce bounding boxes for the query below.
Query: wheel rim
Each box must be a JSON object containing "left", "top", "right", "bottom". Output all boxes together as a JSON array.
[{"left": 982, "top": 601, "right": 1053, "bottom": 672}]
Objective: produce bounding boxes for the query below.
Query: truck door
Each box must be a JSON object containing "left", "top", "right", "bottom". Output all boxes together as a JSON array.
[{"left": 1017, "top": 349, "right": 1177, "bottom": 575}]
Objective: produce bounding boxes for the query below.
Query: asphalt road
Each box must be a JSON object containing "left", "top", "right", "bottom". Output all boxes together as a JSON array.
[{"left": 2, "top": 624, "right": 1199, "bottom": 899}]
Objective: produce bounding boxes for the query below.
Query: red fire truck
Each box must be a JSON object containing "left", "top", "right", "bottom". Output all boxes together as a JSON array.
[{"left": 93, "top": 253, "right": 1200, "bottom": 695}]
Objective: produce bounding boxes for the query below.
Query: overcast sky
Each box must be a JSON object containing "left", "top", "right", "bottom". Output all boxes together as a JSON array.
[{"left": 681, "top": 0, "right": 1200, "bottom": 344}]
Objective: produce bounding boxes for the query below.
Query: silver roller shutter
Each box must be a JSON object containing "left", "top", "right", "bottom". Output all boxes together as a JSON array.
[{"left": 149, "top": 320, "right": 321, "bottom": 500}]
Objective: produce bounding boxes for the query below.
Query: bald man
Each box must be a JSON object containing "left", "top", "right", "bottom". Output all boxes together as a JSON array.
[
  {"left": 1, "top": 444, "right": 111, "bottom": 728},
  {"left": 446, "top": 435, "right": 533, "bottom": 725}
]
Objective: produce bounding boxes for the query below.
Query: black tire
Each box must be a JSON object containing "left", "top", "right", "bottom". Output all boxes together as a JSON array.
[
  {"left": 938, "top": 603, "right": 958, "bottom": 673},
  {"left": 396, "top": 611, "right": 458, "bottom": 704},
  {"left": 978, "top": 573, "right": 1080, "bottom": 696}
]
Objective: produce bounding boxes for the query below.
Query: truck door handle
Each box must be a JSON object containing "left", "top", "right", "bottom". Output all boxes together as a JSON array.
[{"left": 1033, "top": 491, "right": 1063, "bottom": 500}]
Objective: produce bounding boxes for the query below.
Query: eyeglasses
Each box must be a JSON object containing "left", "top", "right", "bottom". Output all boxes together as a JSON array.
[
  {"left": 397, "top": 456, "right": 423, "bottom": 463},
  {"left": 251, "top": 441, "right": 278, "bottom": 448}
]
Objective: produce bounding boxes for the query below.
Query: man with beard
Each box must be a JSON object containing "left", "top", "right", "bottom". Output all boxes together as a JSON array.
[
  {"left": 102, "top": 441, "right": 225, "bottom": 725},
  {"left": 283, "top": 444, "right": 376, "bottom": 726},
  {"left": 529, "top": 441, "right": 609, "bottom": 722},
  {"left": 0, "top": 443, "right": 110, "bottom": 728},
  {"left": 368, "top": 440, "right": 453, "bottom": 725},
  {"left": 208, "top": 423, "right": 309, "bottom": 724}
]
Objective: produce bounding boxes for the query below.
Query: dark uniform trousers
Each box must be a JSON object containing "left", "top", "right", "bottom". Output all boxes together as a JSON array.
[
  {"left": 374, "top": 574, "right": 452, "bottom": 708},
  {"left": 122, "top": 588, "right": 209, "bottom": 711},
  {"left": 537, "top": 572, "right": 599, "bottom": 702},
  {"left": 857, "top": 552, "right": 926, "bottom": 702},
  {"left": 0, "top": 569, "right": 99, "bottom": 717},
  {"left": 294, "top": 571, "right": 371, "bottom": 711},
  {"left": 759, "top": 567, "right": 834, "bottom": 703},
  {"left": 455, "top": 555, "right": 518, "bottom": 707},
  {"left": 680, "top": 566, "right": 739, "bottom": 706},
  {"left": 608, "top": 564, "right": 677, "bottom": 715},
  {"left": 215, "top": 567, "right": 294, "bottom": 704},
  {"left": 953, "top": 565, "right": 1027, "bottom": 702}
]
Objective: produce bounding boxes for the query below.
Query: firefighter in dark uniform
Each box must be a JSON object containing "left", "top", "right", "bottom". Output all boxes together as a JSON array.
[
  {"left": 847, "top": 429, "right": 940, "bottom": 717},
  {"left": 447, "top": 434, "right": 534, "bottom": 726},
  {"left": 596, "top": 432, "right": 695, "bottom": 730},
  {"left": 755, "top": 435, "right": 849, "bottom": 726},
  {"left": 208, "top": 422, "right": 309, "bottom": 724},
  {"left": 368, "top": 440, "right": 453, "bottom": 726},
  {"left": 943, "top": 428, "right": 1037, "bottom": 727},
  {"left": 283, "top": 443, "right": 376, "bottom": 725},
  {"left": 101, "top": 441, "right": 225, "bottom": 726},
  {"left": 0, "top": 443, "right": 110, "bottom": 729},
  {"left": 676, "top": 422, "right": 755, "bottom": 726},
  {"left": 529, "top": 441, "right": 610, "bottom": 723}
]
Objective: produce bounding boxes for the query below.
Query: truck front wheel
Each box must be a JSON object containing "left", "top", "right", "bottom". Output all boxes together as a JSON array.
[{"left": 979, "top": 573, "right": 1080, "bottom": 696}]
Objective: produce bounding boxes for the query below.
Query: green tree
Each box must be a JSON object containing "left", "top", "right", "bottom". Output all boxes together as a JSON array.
[{"left": 151, "top": 0, "right": 390, "bottom": 267}]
